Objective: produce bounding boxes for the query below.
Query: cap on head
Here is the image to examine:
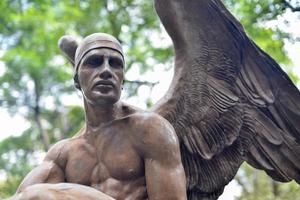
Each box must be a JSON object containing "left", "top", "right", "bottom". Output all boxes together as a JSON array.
[{"left": 75, "top": 33, "right": 124, "bottom": 71}]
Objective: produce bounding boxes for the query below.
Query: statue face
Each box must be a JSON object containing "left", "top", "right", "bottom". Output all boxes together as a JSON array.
[{"left": 77, "top": 48, "right": 124, "bottom": 106}]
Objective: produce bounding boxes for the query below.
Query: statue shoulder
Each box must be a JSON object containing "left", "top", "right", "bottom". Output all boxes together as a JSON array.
[
  {"left": 118, "top": 102, "right": 179, "bottom": 152},
  {"left": 131, "top": 111, "right": 174, "bottom": 131},
  {"left": 130, "top": 111, "right": 179, "bottom": 154},
  {"left": 44, "top": 138, "right": 73, "bottom": 167}
]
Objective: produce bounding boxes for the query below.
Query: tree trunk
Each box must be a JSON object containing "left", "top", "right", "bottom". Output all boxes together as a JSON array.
[
  {"left": 59, "top": 107, "right": 68, "bottom": 140},
  {"left": 33, "top": 78, "right": 50, "bottom": 151},
  {"left": 34, "top": 105, "right": 50, "bottom": 151},
  {"left": 272, "top": 180, "right": 280, "bottom": 199}
]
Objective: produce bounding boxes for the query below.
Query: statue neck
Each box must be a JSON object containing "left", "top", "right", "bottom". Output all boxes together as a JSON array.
[{"left": 83, "top": 99, "right": 121, "bottom": 130}]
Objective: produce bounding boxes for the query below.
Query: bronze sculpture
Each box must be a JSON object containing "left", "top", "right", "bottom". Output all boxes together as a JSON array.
[
  {"left": 9, "top": 0, "right": 300, "bottom": 200},
  {"left": 11, "top": 33, "right": 187, "bottom": 200}
]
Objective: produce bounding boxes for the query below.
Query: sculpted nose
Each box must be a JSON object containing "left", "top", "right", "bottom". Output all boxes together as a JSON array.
[{"left": 99, "top": 68, "right": 113, "bottom": 79}]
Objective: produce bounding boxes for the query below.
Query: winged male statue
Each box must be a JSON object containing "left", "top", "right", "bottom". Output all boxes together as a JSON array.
[{"left": 9, "top": 0, "right": 300, "bottom": 200}]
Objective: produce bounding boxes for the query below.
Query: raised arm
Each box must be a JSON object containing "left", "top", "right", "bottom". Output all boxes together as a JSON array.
[
  {"left": 136, "top": 113, "right": 187, "bottom": 200},
  {"left": 16, "top": 140, "right": 68, "bottom": 193}
]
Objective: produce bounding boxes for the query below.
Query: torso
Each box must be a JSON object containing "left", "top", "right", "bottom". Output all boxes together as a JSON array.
[{"left": 60, "top": 111, "right": 148, "bottom": 200}]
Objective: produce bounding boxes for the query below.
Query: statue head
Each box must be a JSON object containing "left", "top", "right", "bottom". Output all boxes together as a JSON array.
[
  {"left": 74, "top": 33, "right": 124, "bottom": 72},
  {"left": 59, "top": 33, "right": 125, "bottom": 106}
]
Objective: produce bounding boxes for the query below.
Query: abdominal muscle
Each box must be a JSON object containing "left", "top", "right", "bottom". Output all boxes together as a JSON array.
[
  {"left": 64, "top": 156, "right": 148, "bottom": 200},
  {"left": 91, "top": 177, "right": 148, "bottom": 200}
]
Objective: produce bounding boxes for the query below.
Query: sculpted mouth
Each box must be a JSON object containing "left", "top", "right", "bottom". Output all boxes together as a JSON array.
[{"left": 94, "top": 80, "right": 114, "bottom": 88}]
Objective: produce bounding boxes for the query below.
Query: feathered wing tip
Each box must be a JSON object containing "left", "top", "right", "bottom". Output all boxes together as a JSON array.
[{"left": 58, "top": 35, "right": 78, "bottom": 66}]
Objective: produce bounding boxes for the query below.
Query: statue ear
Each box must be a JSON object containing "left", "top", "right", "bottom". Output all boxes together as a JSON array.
[
  {"left": 58, "top": 35, "right": 78, "bottom": 67},
  {"left": 73, "top": 73, "right": 81, "bottom": 90}
]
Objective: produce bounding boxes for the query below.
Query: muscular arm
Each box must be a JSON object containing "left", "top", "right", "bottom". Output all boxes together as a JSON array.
[
  {"left": 137, "top": 114, "right": 187, "bottom": 200},
  {"left": 13, "top": 139, "right": 116, "bottom": 200},
  {"left": 16, "top": 140, "right": 68, "bottom": 193}
]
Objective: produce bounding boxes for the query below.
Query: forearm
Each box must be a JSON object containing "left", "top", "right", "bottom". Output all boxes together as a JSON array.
[
  {"left": 17, "top": 161, "right": 64, "bottom": 193},
  {"left": 11, "top": 183, "right": 115, "bottom": 200}
]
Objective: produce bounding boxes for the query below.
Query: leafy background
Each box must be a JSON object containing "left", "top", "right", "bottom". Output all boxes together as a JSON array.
[{"left": 0, "top": 0, "right": 299, "bottom": 199}]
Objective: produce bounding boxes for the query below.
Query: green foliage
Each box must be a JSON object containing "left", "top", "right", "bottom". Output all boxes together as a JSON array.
[
  {"left": 64, "top": 105, "right": 85, "bottom": 138},
  {"left": 224, "top": 0, "right": 290, "bottom": 64},
  {"left": 0, "top": 105, "right": 84, "bottom": 198},
  {"left": 235, "top": 163, "right": 300, "bottom": 200},
  {"left": 224, "top": 0, "right": 299, "bottom": 85},
  {"left": 0, "top": 129, "right": 37, "bottom": 198}
]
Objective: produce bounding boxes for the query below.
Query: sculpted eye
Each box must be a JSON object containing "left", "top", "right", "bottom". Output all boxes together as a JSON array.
[
  {"left": 109, "top": 57, "right": 123, "bottom": 69},
  {"left": 85, "top": 56, "right": 103, "bottom": 67}
]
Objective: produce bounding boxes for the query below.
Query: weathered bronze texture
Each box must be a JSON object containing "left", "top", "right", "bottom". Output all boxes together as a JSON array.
[{"left": 9, "top": 0, "right": 300, "bottom": 200}]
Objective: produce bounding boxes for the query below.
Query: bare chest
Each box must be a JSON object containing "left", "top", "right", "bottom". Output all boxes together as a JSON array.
[{"left": 64, "top": 135, "right": 144, "bottom": 186}]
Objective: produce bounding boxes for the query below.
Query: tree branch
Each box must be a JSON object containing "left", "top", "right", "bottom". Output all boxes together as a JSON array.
[
  {"left": 123, "top": 80, "right": 158, "bottom": 98},
  {"left": 282, "top": 0, "right": 300, "bottom": 12},
  {"left": 124, "top": 80, "right": 158, "bottom": 87}
]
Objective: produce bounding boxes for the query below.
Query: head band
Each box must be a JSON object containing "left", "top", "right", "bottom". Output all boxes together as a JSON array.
[{"left": 74, "top": 33, "right": 123, "bottom": 71}]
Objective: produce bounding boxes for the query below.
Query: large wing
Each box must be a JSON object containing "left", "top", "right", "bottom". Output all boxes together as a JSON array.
[{"left": 151, "top": 0, "right": 300, "bottom": 199}]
